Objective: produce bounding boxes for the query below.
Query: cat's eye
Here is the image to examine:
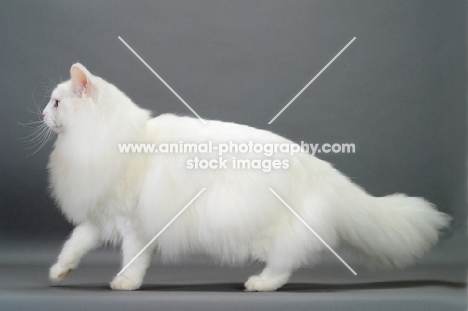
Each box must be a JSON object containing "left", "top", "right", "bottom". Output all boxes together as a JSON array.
[{"left": 54, "top": 99, "right": 60, "bottom": 107}]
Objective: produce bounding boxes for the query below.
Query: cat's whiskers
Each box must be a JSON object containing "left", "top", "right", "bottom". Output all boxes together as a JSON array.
[
  {"left": 27, "top": 130, "right": 53, "bottom": 156},
  {"left": 24, "top": 121, "right": 54, "bottom": 156},
  {"left": 22, "top": 123, "right": 49, "bottom": 141},
  {"left": 17, "top": 85, "right": 45, "bottom": 129},
  {"left": 19, "top": 84, "right": 56, "bottom": 156},
  {"left": 17, "top": 119, "right": 44, "bottom": 127},
  {"left": 24, "top": 132, "right": 49, "bottom": 146},
  {"left": 23, "top": 127, "right": 48, "bottom": 143},
  {"left": 38, "top": 129, "right": 53, "bottom": 150}
]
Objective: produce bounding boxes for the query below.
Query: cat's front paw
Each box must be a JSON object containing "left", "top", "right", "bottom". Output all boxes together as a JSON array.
[
  {"left": 110, "top": 275, "right": 142, "bottom": 291},
  {"left": 49, "top": 262, "right": 73, "bottom": 282},
  {"left": 244, "top": 275, "right": 281, "bottom": 292}
]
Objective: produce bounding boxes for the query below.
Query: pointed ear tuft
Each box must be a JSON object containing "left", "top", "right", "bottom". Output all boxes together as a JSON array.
[{"left": 70, "top": 63, "right": 92, "bottom": 95}]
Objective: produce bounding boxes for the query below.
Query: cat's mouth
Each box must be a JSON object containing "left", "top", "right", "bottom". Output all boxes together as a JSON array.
[
  {"left": 48, "top": 120, "right": 63, "bottom": 133},
  {"left": 44, "top": 122, "right": 62, "bottom": 133},
  {"left": 49, "top": 124, "right": 63, "bottom": 134},
  {"left": 52, "top": 125, "right": 63, "bottom": 133}
]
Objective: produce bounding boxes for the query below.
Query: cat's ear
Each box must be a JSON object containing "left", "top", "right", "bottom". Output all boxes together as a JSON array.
[{"left": 70, "top": 63, "right": 92, "bottom": 97}]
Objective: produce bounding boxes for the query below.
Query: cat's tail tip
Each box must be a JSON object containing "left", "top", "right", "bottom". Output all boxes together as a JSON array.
[{"left": 338, "top": 193, "right": 451, "bottom": 270}]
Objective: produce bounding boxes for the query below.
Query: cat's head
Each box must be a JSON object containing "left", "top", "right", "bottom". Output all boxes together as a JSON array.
[
  {"left": 42, "top": 63, "right": 99, "bottom": 133},
  {"left": 43, "top": 63, "right": 149, "bottom": 138}
]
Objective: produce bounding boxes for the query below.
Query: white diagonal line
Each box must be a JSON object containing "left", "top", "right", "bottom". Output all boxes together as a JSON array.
[
  {"left": 117, "top": 188, "right": 206, "bottom": 276},
  {"left": 269, "top": 188, "right": 357, "bottom": 275},
  {"left": 118, "top": 36, "right": 207, "bottom": 124},
  {"left": 268, "top": 37, "right": 356, "bottom": 124}
]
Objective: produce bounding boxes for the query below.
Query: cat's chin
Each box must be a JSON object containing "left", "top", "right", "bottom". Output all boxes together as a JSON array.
[{"left": 52, "top": 126, "right": 64, "bottom": 134}]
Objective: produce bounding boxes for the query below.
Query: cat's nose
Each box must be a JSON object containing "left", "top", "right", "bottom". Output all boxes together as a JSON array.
[{"left": 42, "top": 113, "right": 45, "bottom": 119}]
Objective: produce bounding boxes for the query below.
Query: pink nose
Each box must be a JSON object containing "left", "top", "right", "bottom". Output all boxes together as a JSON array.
[{"left": 42, "top": 113, "right": 45, "bottom": 119}]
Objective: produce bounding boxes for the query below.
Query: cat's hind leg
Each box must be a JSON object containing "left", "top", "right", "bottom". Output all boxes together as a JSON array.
[
  {"left": 245, "top": 240, "right": 302, "bottom": 292},
  {"left": 49, "top": 222, "right": 102, "bottom": 282},
  {"left": 245, "top": 223, "right": 325, "bottom": 292}
]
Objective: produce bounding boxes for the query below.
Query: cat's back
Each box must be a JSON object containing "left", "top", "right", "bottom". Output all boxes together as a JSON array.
[{"left": 147, "top": 113, "right": 292, "bottom": 144}]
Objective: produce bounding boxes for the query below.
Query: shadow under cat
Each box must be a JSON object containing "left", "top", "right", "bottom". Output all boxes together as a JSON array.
[{"left": 51, "top": 280, "right": 466, "bottom": 293}]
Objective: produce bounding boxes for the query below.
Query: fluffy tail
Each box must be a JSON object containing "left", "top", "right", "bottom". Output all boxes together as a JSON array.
[{"left": 336, "top": 188, "right": 451, "bottom": 269}]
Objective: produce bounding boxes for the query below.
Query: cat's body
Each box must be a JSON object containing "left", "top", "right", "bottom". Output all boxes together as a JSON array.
[{"left": 43, "top": 64, "right": 450, "bottom": 291}]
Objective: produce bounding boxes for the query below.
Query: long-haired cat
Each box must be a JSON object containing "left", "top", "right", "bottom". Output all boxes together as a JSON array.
[{"left": 43, "top": 63, "right": 450, "bottom": 291}]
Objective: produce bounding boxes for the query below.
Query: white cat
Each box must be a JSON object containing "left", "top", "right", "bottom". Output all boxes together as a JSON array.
[{"left": 43, "top": 63, "right": 450, "bottom": 291}]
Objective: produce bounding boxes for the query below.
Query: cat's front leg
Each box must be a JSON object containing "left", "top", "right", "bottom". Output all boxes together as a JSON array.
[
  {"left": 49, "top": 222, "right": 101, "bottom": 282},
  {"left": 110, "top": 230, "right": 152, "bottom": 291}
]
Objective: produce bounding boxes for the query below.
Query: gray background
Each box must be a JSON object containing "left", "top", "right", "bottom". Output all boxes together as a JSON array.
[{"left": 0, "top": 0, "right": 466, "bottom": 310}]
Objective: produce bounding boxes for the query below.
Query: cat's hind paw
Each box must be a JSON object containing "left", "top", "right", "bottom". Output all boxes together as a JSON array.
[
  {"left": 49, "top": 263, "right": 73, "bottom": 282},
  {"left": 110, "top": 275, "right": 142, "bottom": 291}
]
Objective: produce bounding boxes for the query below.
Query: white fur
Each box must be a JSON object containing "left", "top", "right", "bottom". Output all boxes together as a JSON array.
[{"left": 44, "top": 64, "right": 451, "bottom": 291}]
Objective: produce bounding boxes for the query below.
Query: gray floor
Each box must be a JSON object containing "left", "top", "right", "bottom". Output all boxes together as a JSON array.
[{"left": 0, "top": 238, "right": 466, "bottom": 311}]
